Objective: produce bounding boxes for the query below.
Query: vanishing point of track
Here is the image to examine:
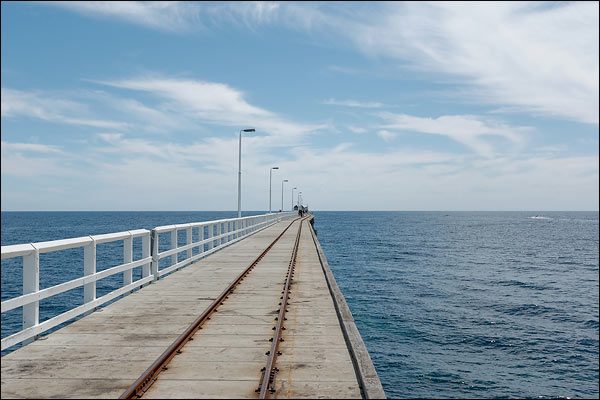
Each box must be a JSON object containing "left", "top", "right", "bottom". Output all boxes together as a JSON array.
[{"left": 120, "top": 216, "right": 308, "bottom": 399}]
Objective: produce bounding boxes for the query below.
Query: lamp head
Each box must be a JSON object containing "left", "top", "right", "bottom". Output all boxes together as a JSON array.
[
  {"left": 272, "top": 166, "right": 279, "bottom": 170},
  {"left": 283, "top": 179, "right": 288, "bottom": 182},
  {"left": 242, "top": 128, "right": 255, "bottom": 132}
]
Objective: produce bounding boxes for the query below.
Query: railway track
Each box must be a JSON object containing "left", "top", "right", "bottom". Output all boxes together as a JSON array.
[{"left": 120, "top": 216, "right": 308, "bottom": 399}]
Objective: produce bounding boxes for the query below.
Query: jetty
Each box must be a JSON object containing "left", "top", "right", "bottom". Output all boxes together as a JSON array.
[{"left": 1, "top": 213, "right": 385, "bottom": 399}]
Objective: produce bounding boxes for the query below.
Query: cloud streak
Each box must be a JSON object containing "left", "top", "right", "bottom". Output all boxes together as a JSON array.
[
  {"left": 1, "top": 141, "right": 63, "bottom": 154},
  {"left": 51, "top": 1, "right": 201, "bottom": 33},
  {"left": 94, "top": 77, "right": 327, "bottom": 138},
  {"left": 1, "top": 88, "right": 130, "bottom": 130},
  {"left": 322, "top": 98, "right": 385, "bottom": 108},
  {"left": 1, "top": 141, "right": 73, "bottom": 178},
  {"left": 377, "top": 112, "right": 529, "bottom": 157},
  {"left": 376, "top": 130, "right": 396, "bottom": 142}
]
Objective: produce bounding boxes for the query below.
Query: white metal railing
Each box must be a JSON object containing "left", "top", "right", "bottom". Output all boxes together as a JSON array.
[
  {"left": 0, "top": 212, "right": 295, "bottom": 351},
  {"left": 151, "top": 213, "right": 294, "bottom": 279},
  {"left": 1, "top": 229, "right": 152, "bottom": 351}
]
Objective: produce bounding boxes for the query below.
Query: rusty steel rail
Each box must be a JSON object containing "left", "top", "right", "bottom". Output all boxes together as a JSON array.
[
  {"left": 119, "top": 217, "right": 301, "bottom": 399},
  {"left": 257, "top": 217, "right": 305, "bottom": 398}
]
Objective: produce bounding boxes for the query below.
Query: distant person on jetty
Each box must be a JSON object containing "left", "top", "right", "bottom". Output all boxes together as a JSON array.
[{"left": 298, "top": 206, "right": 308, "bottom": 217}]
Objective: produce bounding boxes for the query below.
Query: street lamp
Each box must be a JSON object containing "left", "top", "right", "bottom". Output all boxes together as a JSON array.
[
  {"left": 291, "top": 187, "right": 297, "bottom": 211},
  {"left": 269, "top": 166, "right": 279, "bottom": 213},
  {"left": 281, "top": 179, "right": 288, "bottom": 212},
  {"left": 237, "top": 128, "right": 255, "bottom": 218}
]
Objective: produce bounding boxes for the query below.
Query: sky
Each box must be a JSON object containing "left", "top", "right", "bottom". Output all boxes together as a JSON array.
[{"left": 1, "top": 1, "right": 598, "bottom": 211}]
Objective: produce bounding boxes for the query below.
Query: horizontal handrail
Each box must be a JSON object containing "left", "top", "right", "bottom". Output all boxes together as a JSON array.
[
  {"left": 155, "top": 218, "right": 273, "bottom": 260},
  {"left": 1, "top": 229, "right": 149, "bottom": 258},
  {"left": 0, "top": 244, "right": 37, "bottom": 259},
  {"left": 153, "top": 213, "right": 281, "bottom": 233},
  {"left": 1, "top": 212, "right": 296, "bottom": 351}
]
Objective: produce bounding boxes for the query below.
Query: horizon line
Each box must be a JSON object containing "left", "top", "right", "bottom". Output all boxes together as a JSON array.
[{"left": 1, "top": 210, "right": 598, "bottom": 213}]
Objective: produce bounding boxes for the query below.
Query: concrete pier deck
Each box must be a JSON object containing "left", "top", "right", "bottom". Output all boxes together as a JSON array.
[{"left": 1, "top": 217, "right": 384, "bottom": 399}]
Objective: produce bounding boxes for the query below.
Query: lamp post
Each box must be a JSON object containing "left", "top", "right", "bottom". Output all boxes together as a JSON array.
[
  {"left": 237, "top": 128, "right": 255, "bottom": 218},
  {"left": 269, "top": 166, "right": 279, "bottom": 213},
  {"left": 281, "top": 179, "right": 288, "bottom": 212},
  {"left": 291, "top": 187, "right": 297, "bottom": 211}
]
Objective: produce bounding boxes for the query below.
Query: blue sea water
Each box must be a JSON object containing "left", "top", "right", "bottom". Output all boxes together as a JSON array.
[{"left": 1, "top": 211, "right": 599, "bottom": 398}]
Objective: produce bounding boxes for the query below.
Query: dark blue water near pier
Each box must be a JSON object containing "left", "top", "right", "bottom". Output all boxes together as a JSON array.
[{"left": 1, "top": 211, "right": 598, "bottom": 398}]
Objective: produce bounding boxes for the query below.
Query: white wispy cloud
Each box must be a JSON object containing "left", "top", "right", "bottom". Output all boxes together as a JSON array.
[
  {"left": 338, "top": 2, "right": 599, "bottom": 125},
  {"left": 322, "top": 98, "right": 385, "bottom": 108},
  {"left": 94, "top": 77, "right": 327, "bottom": 138},
  {"left": 347, "top": 126, "right": 367, "bottom": 134},
  {"left": 327, "top": 65, "right": 363, "bottom": 75},
  {"left": 0, "top": 140, "right": 62, "bottom": 154},
  {"left": 377, "top": 112, "right": 529, "bottom": 157},
  {"left": 376, "top": 130, "right": 396, "bottom": 143},
  {"left": 95, "top": 132, "right": 244, "bottom": 171},
  {"left": 87, "top": 91, "right": 192, "bottom": 133},
  {"left": 51, "top": 1, "right": 201, "bottom": 33},
  {"left": 0, "top": 140, "right": 73, "bottom": 178},
  {"left": 1, "top": 88, "right": 130, "bottom": 130},
  {"left": 48, "top": 1, "right": 314, "bottom": 34}
]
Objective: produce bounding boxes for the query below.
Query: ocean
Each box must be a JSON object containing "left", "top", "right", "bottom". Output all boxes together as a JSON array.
[{"left": 1, "top": 211, "right": 598, "bottom": 398}]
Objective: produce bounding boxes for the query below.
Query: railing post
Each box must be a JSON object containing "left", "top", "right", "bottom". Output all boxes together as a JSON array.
[
  {"left": 123, "top": 234, "right": 133, "bottom": 286},
  {"left": 198, "top": 225, "right": 204, "bottom": 254},
  {"left": 142, "top": 232, "right": 151, "bottom": 279},
  {"left": 22, "top": 247, "right": 40, "bottom": 342},
  {"left": 150, "top": 230, "right": 159, "bottom": 280},
  {"left": 83, "top": 238, "right": 96, "bottom": 306},
  {"left": 171, "top": 228, "right": 177, "bottom": 267},
  {"left": 207, "top": 224, "right": 213, "bottom": 250},
  {"left": 186, "top": 226, "right": 192, "bottom": 260},
  {"left": 217, "top": 223, "right": 222, "bottom": 247}
]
